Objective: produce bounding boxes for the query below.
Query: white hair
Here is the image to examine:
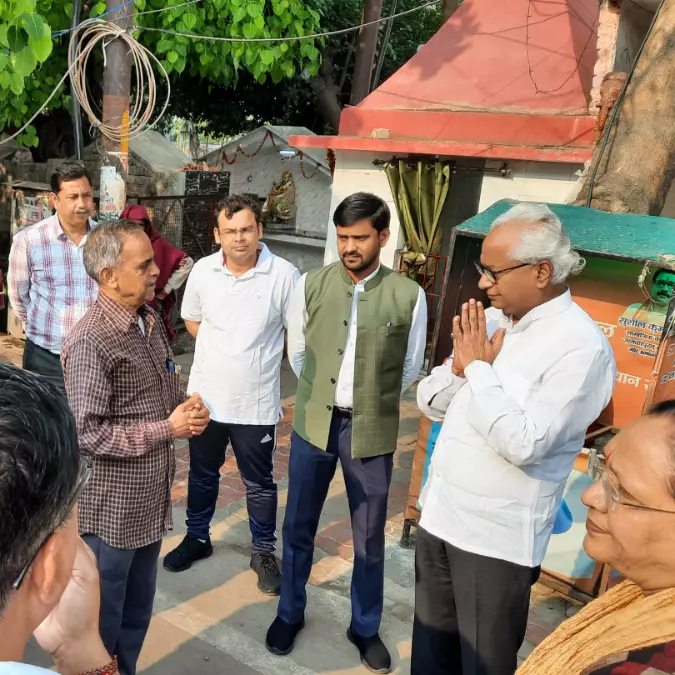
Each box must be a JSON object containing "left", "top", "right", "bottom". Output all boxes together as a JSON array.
[
  {"left": 83, "top": 220, "right": 145, "bottom": 282},
  {"left": 491, "top": 202, "right": 585, "bottom": 283}
]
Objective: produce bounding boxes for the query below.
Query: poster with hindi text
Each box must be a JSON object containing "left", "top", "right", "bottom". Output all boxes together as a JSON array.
[{"left": 567, "top": 257, "right": 675, "bottom": 428}]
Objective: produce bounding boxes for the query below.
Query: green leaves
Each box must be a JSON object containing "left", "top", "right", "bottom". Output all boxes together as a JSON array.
[
  {"left": 135, "top": 0, "right": 323, "bottom": 90},
  {"left": 7, "top": 25, "right": 27, "bottom": 52},
  {"left": 0, "top": 0, "right": 327, "bottom": 147},
  {"left": 21, "top": 13, "right": 52, "bottom": 62},
  {"left": 19, "top": 124, "right": 38, "bottom": 147},
  {"left": 260, "top": 49, "right": 275, "bottom": 65},
  {"left": 242, "top": 22, "right": 258, "bottom": 40},
  {"left": 12, "top": 42, "right": 37, "bottom": 76}
]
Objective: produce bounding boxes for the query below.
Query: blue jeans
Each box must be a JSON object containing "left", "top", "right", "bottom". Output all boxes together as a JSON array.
[
  {"left": 277, "top": 411, "right": 394, "bottom": 637},
  {"left": 186, "top": 420, "right": 278, "bottom": 553},
  {"left": 82, "top": 535, "right": 161, "bottom": 675}
]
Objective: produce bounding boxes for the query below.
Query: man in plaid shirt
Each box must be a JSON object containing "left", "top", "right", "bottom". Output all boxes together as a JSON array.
[
  {"left": 61, "top": 221, "right": 210, "bottom": 675},
  {"left": 8, "top": 162, "right": 98, "bottom": 391}
]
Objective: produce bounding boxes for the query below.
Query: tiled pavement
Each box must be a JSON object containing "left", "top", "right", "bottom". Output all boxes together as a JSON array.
[{"left": 2, "top": 334, "right": 578, "bottom": 674}]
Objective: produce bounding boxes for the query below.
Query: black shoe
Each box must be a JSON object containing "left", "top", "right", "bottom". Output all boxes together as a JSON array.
[
  {"left": 163, "top": 535, "right": 213, "bottom": 573},
  {"left": 265, "top": 615, "right": 305, "bottom": 656},
  {"left": 347, "top": 625, "right": 392, "bottom": 674},
  {"left": 250, "top": 552, "right": 282, "bottom": 595}
]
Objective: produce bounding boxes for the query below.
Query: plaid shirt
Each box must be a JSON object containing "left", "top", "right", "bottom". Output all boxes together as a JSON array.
[
  {"left": 62, "top": 293, "right": 185, "bottom": 549},
  {"left": 8, "top": 215, "right": 98, "bottom": 353}
]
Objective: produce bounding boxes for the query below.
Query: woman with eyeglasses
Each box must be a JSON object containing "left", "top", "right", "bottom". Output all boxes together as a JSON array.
[{"left": 517, "top": 400, "right": 675, "bottom": 675}]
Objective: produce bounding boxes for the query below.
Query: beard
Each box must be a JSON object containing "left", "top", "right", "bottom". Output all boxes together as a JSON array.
[{"left": 340, "top": 250, "right": 378, "bottom": 273}]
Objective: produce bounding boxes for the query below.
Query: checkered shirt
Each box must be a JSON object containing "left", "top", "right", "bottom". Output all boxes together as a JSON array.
[
  {"left": 61, "top": 293, "right": 185, "bottom": 549},
  {"left": 8, "top": 215, "right": 98, "bottom": 354}
]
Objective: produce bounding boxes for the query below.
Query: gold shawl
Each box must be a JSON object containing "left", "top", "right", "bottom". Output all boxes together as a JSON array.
[{"left": 516, "top": 581, "right": 675, "bottom": 675}]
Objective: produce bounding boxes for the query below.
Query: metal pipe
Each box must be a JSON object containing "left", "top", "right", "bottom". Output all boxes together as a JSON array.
[{"left": 69, "top": 0, "right": 84, "bottom": 160}]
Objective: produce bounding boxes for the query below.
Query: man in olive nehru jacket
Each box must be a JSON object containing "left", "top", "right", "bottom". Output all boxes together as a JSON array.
[{"left": 266, "top": 193, "right": 427, "bottom": 673}]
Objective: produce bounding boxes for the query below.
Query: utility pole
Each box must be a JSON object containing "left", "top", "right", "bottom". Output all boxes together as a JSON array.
[
  {"left": 350, "top": 0, "right": 383, "bottom": 106},
  {"left": 69, "top": 0, "right": 84, "bottom": 160},
  {"left": 99, "top": 0, "right": 133, "bottom": 222}
]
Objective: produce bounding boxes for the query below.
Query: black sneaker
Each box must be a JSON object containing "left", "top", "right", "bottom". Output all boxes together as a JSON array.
[
  {"left": 265, "top": 615, "right": 305, "bottom": 656},
  {"left": 163, "top": 535, "right": 213, "bottom": 573},
  {"left": 250, "top": 552, "right": 282, "bottom": 595},
  {"left": 347, "top": 625, "right": 392, "bottom": 674}
]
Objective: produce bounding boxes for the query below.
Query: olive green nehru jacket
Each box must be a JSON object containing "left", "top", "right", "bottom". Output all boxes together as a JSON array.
[{"left": 293, "top": 262, "right": 420, "bottom": 459}]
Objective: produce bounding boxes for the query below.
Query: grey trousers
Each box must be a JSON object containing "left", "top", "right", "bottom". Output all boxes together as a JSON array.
[{"left": 83, "top": 535, "right": 162, "bottom": 675}]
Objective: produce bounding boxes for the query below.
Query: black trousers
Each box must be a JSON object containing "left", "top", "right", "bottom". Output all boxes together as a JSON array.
[
  {"left": 22, "top": 337, "right": 65, "bottom": 393},
  {"left": 186, "top": 420, "right": 278, "bottom": 552},
  {"left": 411, "top": 527, "right": 540, "bottom": 675}
]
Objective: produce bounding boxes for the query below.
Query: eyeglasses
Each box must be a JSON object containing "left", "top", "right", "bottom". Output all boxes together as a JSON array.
[
  {"left": 587, "top": 448, "right": 675, "bottom": 515},
  {"left": 218, "top": 226, "right": 258, "bottom": 238},
  {"left": 474, "top": 260, "right": 531, "bottom": 284},
  {"left": 12, "top": 455, "right": 93, "bottom": 591}
]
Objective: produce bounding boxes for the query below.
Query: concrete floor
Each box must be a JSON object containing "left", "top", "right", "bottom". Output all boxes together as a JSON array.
[{"left": 1, "top": 336, "right": 576, "bottom": 674}]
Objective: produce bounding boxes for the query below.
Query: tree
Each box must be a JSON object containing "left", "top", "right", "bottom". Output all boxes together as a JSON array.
[
  {"left": 0, "top": 0, "right": 322, "bottom": 146},
  {"left": 0, "top": 0, "right": 441, "bottom": 149},
  {"left": 575, "top": 1, "right": 675, "bottom": 215},
  {"left": 145, "top": 0, "right": 441, "bottom": 137},
  {"left": 0, "top": 0, "right": 64, "bottom": 148}
]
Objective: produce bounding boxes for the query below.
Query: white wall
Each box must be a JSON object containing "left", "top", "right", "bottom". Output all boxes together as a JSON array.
[
  {"left": 213, "top": 145, "right": 332, "bottom": 235},
  {"left": 322, "top": 156, "right": 584, "bottom": 268},
  {"left": 478, "top": 160, "right": 585, "bottom": 212},
  {"left": 324, "top": 151, "right": 403, "bottom": 269}
]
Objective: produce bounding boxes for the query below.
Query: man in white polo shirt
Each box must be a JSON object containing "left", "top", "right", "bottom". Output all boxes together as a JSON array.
[{"left": 163, "top": 195, "right": 300, "bottom": 595}]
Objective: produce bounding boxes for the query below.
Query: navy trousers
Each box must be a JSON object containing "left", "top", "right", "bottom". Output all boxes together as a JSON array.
[
  {"left": 277, "top": 411, "right": 394, "bottom": 637},
  {"left": 22, "top": 338, "right": 65, "bottom": 393},
  {"left": 82, "top": 535, "right": 162, "bottom": 675},
  {"left": 186, "top": 419, "right": 278, "bottom": 553}
]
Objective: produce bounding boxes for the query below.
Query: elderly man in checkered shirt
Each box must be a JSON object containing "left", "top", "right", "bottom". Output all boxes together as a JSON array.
[
  {"left": 8, "top": 162, "right": 99, "bottom": 392},
  {"left": 61, "top": 221, "right": 210, "bottom": 675}
]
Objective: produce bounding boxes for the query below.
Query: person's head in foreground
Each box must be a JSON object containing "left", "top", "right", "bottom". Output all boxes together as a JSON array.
[
  {"left": 0, "top": 364, "right": 113, "bottom": 673},
  {"left": 83, "top": 220, "right": 159, "bottom": 311},
  {"left": 517, "top": 401, "right": 675, "bottom": 675},
  {"left": 478, "top": 203, "right": 585, "bottom": 320},
  {"left": 334, "top": 192, "right": 390, "bottom": 281}
]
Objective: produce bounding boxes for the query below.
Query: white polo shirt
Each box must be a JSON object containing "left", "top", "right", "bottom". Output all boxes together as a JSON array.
[{"left": 182, "top": 243, "right": 300, "bottom": 425}]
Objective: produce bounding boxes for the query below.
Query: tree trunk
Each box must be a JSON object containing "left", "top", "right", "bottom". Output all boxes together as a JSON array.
[
  {"left": 575, "top": 1, "right": 675, "bottom": 214},
  {"left": 443, "top": 0, "right": 460, "bottom": 23},
  {"left": 189, "top": 127, "right": 200, "bottom": 160},
  {"left": 350, "top": 0, "right": 384, "bottom": 105},
  {"left": 311, "top": 47, "right": 343, "bottom": 131}
]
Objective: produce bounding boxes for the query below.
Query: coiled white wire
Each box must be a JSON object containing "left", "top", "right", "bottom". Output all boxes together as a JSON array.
[
  {"left": 70, "top": 20, "right": 169, "bottom": 143},
  {"left": 0, "top": 19, "right": 169, "bottom": 146}
]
